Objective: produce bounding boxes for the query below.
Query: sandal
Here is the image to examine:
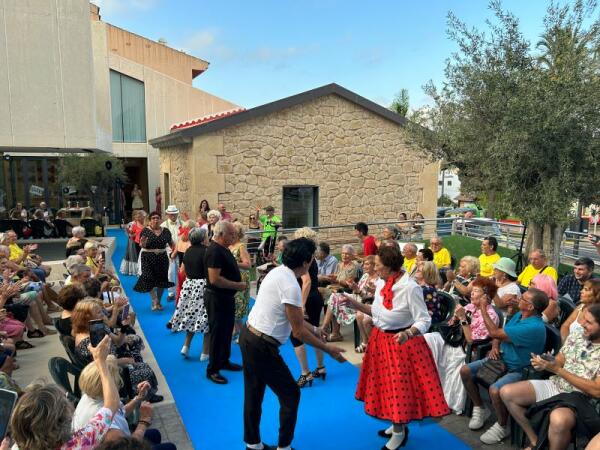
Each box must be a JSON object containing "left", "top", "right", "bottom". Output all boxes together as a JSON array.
[
  {"left": 327, "top": 333, "right": 344, "bottom": 342},
  {"left": 355, "top": 342, "right": 367, "bottom": 353},
  {"left": 27, "top": 329, "right": 44, "bottom": 339},
  {"left": 15, "top": 341, "right": 34, "bottom": 350}
]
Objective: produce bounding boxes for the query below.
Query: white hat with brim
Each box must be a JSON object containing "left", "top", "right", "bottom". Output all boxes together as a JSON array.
[
  {"left": 165, "top": 205, "right": 179, "bottom": 214},
  {"left": 492, "top": 257, "right": 517, "bottom": 278}
]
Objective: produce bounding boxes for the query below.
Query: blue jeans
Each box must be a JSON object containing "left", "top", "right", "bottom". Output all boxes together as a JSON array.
[{"left": 466, "top": 357, "right": 523, "bottom": 390}]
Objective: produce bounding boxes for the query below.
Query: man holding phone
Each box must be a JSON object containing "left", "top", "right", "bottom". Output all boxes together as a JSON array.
[
  {"left": 558, "top": 257, "right": 597, "bottom": 304},
  {"left": 501, "top": 304, "right": 600, "bottom": 449}
]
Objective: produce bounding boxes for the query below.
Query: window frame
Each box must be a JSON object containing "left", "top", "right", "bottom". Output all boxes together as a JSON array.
[{"left": 282, "top": 185, "right": 319, "bottom": 228}]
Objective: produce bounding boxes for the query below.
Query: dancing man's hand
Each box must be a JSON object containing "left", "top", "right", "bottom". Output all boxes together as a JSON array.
[{"left": 326, "top": 344, "right": 346, "bottom": 363}]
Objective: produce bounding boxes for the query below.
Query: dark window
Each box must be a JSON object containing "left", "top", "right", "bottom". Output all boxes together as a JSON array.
[
  {"left": 438, "top": 180, "right": 443, "bottom": 186},
  {"left": 110, "top": 70, "right": 146, "bottom": 142},
  {"left": 282, "top": 186, "right": 318, "bottom": 228},
  {"left": 447, "top": 180, "right": 452, "bottom": 186}
]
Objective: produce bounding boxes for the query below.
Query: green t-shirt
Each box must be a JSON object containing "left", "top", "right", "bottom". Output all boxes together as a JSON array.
[{"left": 259, "top": 214, "right": 281, "bottom": 240}]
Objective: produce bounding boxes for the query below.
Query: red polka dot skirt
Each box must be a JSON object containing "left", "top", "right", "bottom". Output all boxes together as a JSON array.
[{"left": 356, "top": 327, "right": 450, "bottom": 424}]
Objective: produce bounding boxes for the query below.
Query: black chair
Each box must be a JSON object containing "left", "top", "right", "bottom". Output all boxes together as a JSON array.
[
  {"left": 48, "top": 357, "right": 81, "bottom": 404},
  {"left": 429, "top": 290, "right": 456, "bottom": 333},
  {"left": 29, "top": 219, "right": 48, "bottom": 239},
  {"left": 0, "top": 219, "right": 12, "bottom": 233},
  {"left": 80, "top": 218, "right": 104, "bottom": 237},
  {"left": 59, "top": 334, "right": 88, "bottom": 370},
  {"left": 54, "top": 218, "right": 73, "bottom": 238},
  {"left": 8, "top": 219, "right": 28, "bottom": 239},
  {"left": 557, "top": 296, "right": 577, "bottom": 328}
]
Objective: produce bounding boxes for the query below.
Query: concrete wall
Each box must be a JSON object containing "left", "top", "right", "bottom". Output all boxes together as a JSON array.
[
  {"left": 160, "top": 94, "right": 439, "bottom": 231},
  {"left": 0, "top": 0, "right": 109, "bottom": 152}
]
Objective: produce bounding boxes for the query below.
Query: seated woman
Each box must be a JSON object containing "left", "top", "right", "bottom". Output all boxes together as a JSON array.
[
  {"left": 492, "top": 257, "right": 522, "bottom": 323},
  {"left": 396, "top": 212, "right": 412, "bottom": 240},
  {"left": 73, "top": 358, "right": 176, "bottom": 450},
  {"left": 424, "top": 276, "right": 499, "bottom": 414},
  {"left": 319, "top": 244, "right": 360, "bottom": 342},
  {"left": 71, "top": 301, "right": 162, "bottom": 403},
  {"left": 376, "top": 225, "right": 398, "bottom": 248},
  {"left": 529, "top": 273, "right": 560, "bottom": 324},
  {"left": 411, "top": 212, "right": 425, "bottom": 240},
  {"left": 561, "top": 279, "right": 600, "bottom": 342},
  {"left": 10, "top": 334, "right": 120, "bottom": 450},
  {"left": 443, "top": 256, "right": 479, "bottom": 304},
  {"left": 31, "top": 208, "right": 57, "bottom": 238},
  {"left": 54, "top": 284, "right": 87, "bottom": 336},
  {"left": 84, "top": 241, "right": 119, "bottom": 285},
  {"left": 322, "top": 255, "right": 378, "bottom": 353},
  {"left": 415, "top": 261, "right": 444, "bottom": 323},
  {"left": 66, "top": 226, "right": 88, "bottom": 257},
  {"left": 500, "top": 303, "right": 600, "bottom": 450}
]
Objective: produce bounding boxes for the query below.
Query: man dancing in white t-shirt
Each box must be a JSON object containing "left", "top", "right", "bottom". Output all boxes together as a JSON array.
[{"left": 240, "top": 237, "right": 346, "bottom": 450}]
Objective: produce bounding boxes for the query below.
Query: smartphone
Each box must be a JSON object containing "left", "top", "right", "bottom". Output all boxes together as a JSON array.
[
  {"left": 591, "top": 234, "right": 600, "bottom": 244},
  {"left": 120, "top": 304, "right": 130, "bottom": 322},
  {"left": 540, "top": 353, "right": 555, "bottom": 362},
  {"left": 89, "top": 319, "right": 107, "bottom": 347},
  {"left": 0, "top": 388, "right": 18, "bottom": 440}
]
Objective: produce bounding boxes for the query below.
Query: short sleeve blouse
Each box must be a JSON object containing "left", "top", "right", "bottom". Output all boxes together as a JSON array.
[
  {"left": 141, "top": 228, "right": 172, "bottom": 250},
  {"left": 60, "top": 406, "right": 113, "bottom": 449}
]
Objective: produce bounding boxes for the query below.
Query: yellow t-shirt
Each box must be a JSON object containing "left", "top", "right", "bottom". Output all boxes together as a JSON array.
[
  {"left": 8, "top": 244, "right": 24, "bottom": 266},
  {"left": 517, "top": 264, "right": 558, "bottom": 287},
  {"left": 433, "top": 247, "right": 452, "bottom": 269},
  {"left": 403, "top": 257, "right": 416, "bottom": 274},
  {"left": 479, "top": 253, "right": 501, "bottom": 277}
]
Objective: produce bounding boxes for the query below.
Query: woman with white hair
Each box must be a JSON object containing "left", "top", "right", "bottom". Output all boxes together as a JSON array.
[
  {"left": 200, "top": 210, "right": 221, "bottom": 241},
  {"left": 66, "top": 226, "right": 87, "bottom": 257},
  {"left": 290, "top": 227, "right": 327, "bottom": 387},
  {"left": 170, "top": 227, "right": 210, "bottom": 360},
  {"left": 84, "top": 241, "right": 119, "bottom": 286},
  {"left": 322, "top": 244, "right": 360, "bottom": 342}
]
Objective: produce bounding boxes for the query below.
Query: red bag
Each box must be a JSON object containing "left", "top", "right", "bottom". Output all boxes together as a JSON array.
[{"left": 176, "top": 267, "right": 186, "bottom": 306}]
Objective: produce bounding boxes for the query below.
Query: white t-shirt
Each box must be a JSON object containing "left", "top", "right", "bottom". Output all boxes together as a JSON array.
[
  {"left": 497, "top": 282, "right": 522, "bottom": 299},
  {"left": 72, "top": 393, "right": 129, "bottom": 435},
  {"left": 247, "top": 265, "right": 302, "bottom": 344}
]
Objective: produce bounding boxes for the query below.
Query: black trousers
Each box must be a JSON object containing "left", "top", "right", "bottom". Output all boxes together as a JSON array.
[
  {"left": 239, "top": 326, "right": 300, "bottom": 448},
  {"left": 291, "top": 294, "right": 323, "bottom": 348},
  {"left": 204, "top": 289, "right": 235, "bottom": 375}
]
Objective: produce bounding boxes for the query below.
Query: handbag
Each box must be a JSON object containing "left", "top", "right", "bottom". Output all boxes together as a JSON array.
[
  {"left": 476, "top": 358, "right": 508, "bottom": 388},
  {"left": 438, "top": 322, "right": 464, "bottom": 347}
]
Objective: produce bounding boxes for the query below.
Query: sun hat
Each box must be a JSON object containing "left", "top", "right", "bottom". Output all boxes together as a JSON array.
[
  {"left": 493, "top": 257, "right": 517, "bottom": 278},
  {"left": 165, "top": 205, "right": 179, "bottom": 214}
]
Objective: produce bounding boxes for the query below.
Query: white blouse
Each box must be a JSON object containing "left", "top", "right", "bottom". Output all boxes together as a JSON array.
[{"left": 371, "top": 272, "right": 431, "bottom": 335}]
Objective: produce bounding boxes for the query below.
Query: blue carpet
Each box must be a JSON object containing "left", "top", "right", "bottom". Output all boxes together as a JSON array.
[{"left": 109, "top": 229, "right": 471, "bottom": 450}]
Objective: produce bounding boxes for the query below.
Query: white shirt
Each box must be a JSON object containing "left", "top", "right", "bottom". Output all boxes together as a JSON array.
[
  {"left": 497, "top": 282, "right": 522, "bottom": 299},
  {"left": 247, "top": 265, "right": 302, "bottom": 344},
  {"left": 161, "top": 219, "right": 182, "bottom": 245},
  {"left": 371, "top": 272, "right": 431, "bottom": 335},
  {"left": 72, "top": 393, "right": 130, "bottom": 435}
]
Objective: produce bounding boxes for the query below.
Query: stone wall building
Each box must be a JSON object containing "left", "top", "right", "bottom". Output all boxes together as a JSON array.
[{"left": 150, "top": 84, "right": 439, "bottom": 237}]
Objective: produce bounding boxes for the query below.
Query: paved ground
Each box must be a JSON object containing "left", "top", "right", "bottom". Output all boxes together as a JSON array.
[{"left": 13, "top": 258, "right": 513, "bottom": 450}]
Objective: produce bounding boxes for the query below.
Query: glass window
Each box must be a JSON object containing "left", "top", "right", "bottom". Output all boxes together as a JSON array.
[
  {"left": 282, "top": 186, "right": 318, "bottom": 228},
  {"left": 447, "top": 180, "right": 452, "bottom": 186},
  {"left": 110, "top": 70, "right": 146, "bottom": 143}
]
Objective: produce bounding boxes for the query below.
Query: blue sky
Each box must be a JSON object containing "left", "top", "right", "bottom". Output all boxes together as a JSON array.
[{"left": 96, "top": 0, "right": 551, "bottom": 110}]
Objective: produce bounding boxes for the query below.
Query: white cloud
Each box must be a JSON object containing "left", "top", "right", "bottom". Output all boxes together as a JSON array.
[{"left": 181, "top": 30, "right": 216, "bottom": 52}]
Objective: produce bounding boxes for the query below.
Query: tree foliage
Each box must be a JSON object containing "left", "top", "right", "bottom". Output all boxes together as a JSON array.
[
  {"left": 58, "top": 154, "right": 126, "bottom": 217},
  {"left": 390, "top": 89, "right": 410, "bottom": 116},
  {"left": 409, "top": 0, "right": 600, "bottom": 266}
]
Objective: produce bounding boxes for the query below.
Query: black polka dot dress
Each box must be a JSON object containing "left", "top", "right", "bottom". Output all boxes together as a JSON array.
[
  {"left": 133, "top": 227, "right": 175, "bottom": 293},
  {"left": 355, "top": 327, "right": 451, "bottom": 424}
]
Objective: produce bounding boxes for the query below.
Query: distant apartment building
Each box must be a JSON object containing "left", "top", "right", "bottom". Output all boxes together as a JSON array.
[
  {"left": 438, "top": 168, "right": 461, "bottom": 203},
  {"left": 0, "top": 1, "right": 237, "bottom": 219}
]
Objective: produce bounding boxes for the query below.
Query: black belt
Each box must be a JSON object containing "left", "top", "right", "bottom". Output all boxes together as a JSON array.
[
  {"left": 381, "top": 326, "right": 411, "bottom": 334},
  {"left": 247, "top": 325, "right": 281, "bottom": 347}
]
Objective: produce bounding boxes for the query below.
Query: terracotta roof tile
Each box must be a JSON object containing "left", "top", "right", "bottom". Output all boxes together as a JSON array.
[{"left": 170, "top": 108, "right": 246, "bottom": 131}]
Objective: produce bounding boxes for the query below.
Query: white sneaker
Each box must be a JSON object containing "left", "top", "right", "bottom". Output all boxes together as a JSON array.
[
  {"left": 200, "top": 353, "right": 209, "bottom": 361},
  {"left": 180, "top": 345, "right": 189, "bottom": 358},
  {"left": 480, "top": 422, "right": 509, "bottom": 444},
  {"left": 468, "top": 406, "right": 490, "bottom": 430}
]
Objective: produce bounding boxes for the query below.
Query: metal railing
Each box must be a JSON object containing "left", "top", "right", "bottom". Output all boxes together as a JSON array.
[{"left": 244, "top": 217, "right": 600, "bottom": 268}]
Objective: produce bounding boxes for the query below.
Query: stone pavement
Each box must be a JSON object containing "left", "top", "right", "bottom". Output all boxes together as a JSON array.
[{"left": 13, "top": 261, "right": 514, "bottom": 450}]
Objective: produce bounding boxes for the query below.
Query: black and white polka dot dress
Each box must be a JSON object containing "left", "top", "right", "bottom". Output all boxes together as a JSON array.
[{"left": 133, "top": 227, "right": 175, "bottom": 293}]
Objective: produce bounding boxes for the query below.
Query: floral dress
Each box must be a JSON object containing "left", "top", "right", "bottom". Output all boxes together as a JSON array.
[
  {"left": 329, "top": 273, "right": 377, "bottom": 325},
  {"left": 231, "top": 243, "right": 250, "bottom": 319},
  {"left": 422, "top": 284, "right": 443, "bottom": 323},
  {"left": 60, "top": 407, "right": 113, "bottom": 449}
]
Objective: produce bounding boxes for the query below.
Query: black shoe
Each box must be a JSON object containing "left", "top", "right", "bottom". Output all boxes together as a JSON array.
[
  {"left": 378, "top": 429, "right": 392, "bottom": 438},
  {"left": 166, "top": 321, "right": 172, "bottom": 329},
  {"left": 207, "top": 372, "right": 228, "bottom": 384},
  {"left": 148, "top": 394, "right": 164, "bottom": 403},
  {"left": 221, "top": 361, "right": 243, "bottom": 371},
  {"left": 246, "top": 445, "right": 276, "bottom": 450}
]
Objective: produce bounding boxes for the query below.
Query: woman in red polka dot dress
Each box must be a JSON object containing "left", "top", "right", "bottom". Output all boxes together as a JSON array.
[{"left": 342, "top": 245, "right": 450, "bottom": 449}]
